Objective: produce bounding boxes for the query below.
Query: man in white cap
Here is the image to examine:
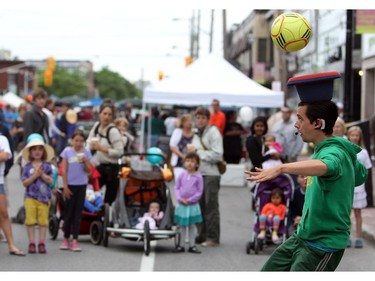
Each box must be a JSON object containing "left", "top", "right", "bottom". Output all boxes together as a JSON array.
[{"left": 247, "top": 71, "right": 368, "bottom": 271}]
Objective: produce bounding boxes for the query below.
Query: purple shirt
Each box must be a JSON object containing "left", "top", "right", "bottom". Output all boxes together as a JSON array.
[
  {"left": 22, "top": 162, "right": 53, "bottom": 204},
  {"left": 174, "top": 170, "right": 203, "bottom": 204},
  {"left": 60, "top": 147, "right": 92, "bottom": 185}
]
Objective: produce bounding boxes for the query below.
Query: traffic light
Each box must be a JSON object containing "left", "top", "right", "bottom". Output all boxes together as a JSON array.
[
  {"left": 185, "top": 56, "right": 193, "bottom": 67},
  {"left": 44, "top": 69, "right": 53, "bottom": 87},
  {"left": 158, "top": 71, "right": 164, "bottom": 81},
  {"left": 44, "top": 56, "right": 55, "bottom": 87},
  {"left": 46, "top": 57, "right": 56, "bottom": 71}
]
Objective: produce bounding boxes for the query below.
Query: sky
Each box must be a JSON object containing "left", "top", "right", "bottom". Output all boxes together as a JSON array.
[
  {"left": 1, "top": 1, "right": 373, "bottom": 85},
  {"left": 0, "top": 0, "right": 254, "bottom": 84}
]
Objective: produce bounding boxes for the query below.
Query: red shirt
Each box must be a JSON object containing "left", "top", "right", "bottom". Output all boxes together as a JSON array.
[{"left": 209, "top": 110, "right": 226, "bottom": 135}]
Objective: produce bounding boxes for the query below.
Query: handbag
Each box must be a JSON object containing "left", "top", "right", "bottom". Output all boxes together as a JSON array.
[{"left": 198, "top": 135, "right": 227, "bottom": 175}]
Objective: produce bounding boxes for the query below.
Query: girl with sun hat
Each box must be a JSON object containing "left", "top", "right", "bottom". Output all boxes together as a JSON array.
[{"left": 21, "top": 133, "right": 54, "bottom": 254}]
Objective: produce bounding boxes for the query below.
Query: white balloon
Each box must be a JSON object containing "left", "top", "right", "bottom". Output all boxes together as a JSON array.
[{"left": 239, "top": 106, "right": 253, "bottom": 122}]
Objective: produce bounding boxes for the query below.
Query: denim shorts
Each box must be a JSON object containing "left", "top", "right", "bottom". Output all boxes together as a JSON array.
[{"left": 0, "top": 183, "right": 5, "bottom": 194}]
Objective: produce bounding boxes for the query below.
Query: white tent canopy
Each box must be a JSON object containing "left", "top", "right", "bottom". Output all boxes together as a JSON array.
[
  {"left": 2, "top": 92, "right": 25, "bottom": 108},
  {"left": 143, "top": 54, "right": 284, "bottom": 108}
]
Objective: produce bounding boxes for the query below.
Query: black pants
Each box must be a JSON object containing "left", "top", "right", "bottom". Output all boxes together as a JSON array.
[
  {"left": 96, "top": 164, "right": 119, "bottom": 205},
  {"left": 63, "top": 185, "right": 86, "bottom": 240}
]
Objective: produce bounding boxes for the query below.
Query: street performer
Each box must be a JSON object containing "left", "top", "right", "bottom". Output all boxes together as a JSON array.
[{"left": 246, "top": 71, "right": 368, "bottom": 271}]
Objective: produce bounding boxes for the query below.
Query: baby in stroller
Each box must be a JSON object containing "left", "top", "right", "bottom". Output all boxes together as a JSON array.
[
  {"left": 257, "top": 188, "right": 286, "bottom": 243},
  {"left": 135, "top": 199, "right": 164, "bottom": 230}
]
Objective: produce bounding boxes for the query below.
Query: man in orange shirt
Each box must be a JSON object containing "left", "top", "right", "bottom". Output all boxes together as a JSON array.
[{"left": 209, "top": 99, "right": 226, "bottom": 136}]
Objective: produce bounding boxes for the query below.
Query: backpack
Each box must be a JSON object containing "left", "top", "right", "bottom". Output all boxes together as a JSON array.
[{"left": 93, "top": 123, "right": 117, "bottom": 145}]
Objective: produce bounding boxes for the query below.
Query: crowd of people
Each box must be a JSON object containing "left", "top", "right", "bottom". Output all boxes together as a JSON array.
[{"left": 0, "top": 78, "right": 371, "bottom": 272}]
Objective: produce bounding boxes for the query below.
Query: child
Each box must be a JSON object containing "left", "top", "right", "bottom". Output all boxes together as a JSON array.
[
  {"left": 173, "top": 152, "right": 203, "bottom": 254},
  {"left": 84, "top": 184, "right": 103, "bottom": 214},
  {"left": 83, "top": 165, "right": 103, "bottom": 213},
  {"left": 262, "top": 134, "right": 283, "bottom": 169},
  {"left": 257, "top": 188, "right": 287, "bottom": 244},
  {"left": 59, "top": 129, "right": 92, "bottom": 252},
  {"left": 135, "top": 199, "right": 164, "bottom": 230},
  {"left": 21, "top": 134, "right": 54, "bottom": 254},
  {"left": 347, "top": 126, "right": 372, "bottom": 248},
  {"left": 114, "top": 117, "right": 135, "bottom": 153}
]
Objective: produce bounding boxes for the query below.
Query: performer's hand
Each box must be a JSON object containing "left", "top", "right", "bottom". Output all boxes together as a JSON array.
[{"left": 245, "top": 166, "right": 282, "bottom": 183}]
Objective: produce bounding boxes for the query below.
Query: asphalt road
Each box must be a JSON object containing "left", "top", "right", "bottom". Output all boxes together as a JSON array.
[{"left": 1, "top": 164, "right": 375, "bottom": 274}]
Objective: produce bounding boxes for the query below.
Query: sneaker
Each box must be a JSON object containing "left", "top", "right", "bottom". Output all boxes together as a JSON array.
[
  {"left": 272, "top": 234, "right": 280, "bottom": 244},
  {"left": 257, "top": 232, "right": 265, "bottom": 240},
  {"left": 70, "top": 241, "right": 82, "bottom": 252},
  {"left": 347, "top": 239, "right": 352, "bottom": 248},
  {"left": 28, "top": 243, "right": 36, "bottom": 254},
  {"left": 354, "top": 239, "right": 363, "bottom": 248},
  {"left": 59, "top": 240, "right": 70, "bottom": 250},
  {"left": 38, "top": 243, "right": 46, "bottom": 254},
  {"left": 188, "top": 246, "right": 201, "bottom": 254},
  {"left": 201, "top": 240, "right": 219, "bottom": 247},
  {"left": 172, "top": 246, "right": 185, "bottom": 253}
]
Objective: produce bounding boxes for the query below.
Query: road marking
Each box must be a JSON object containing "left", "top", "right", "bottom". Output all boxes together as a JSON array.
[{"left": 139, "top": 241, "right": 157, "bottom": 271}]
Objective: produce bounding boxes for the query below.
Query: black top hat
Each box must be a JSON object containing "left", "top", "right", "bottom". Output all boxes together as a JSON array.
[{"left": 287, "top": 71, "right": 341, "bottom": 102}]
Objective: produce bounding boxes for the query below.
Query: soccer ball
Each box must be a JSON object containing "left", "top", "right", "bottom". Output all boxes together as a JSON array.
[{"left": 271, "top": 12, "right": 312, "bottom": 52}]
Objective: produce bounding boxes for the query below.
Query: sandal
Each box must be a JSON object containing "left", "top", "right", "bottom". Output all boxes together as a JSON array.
[{"left": 9, "top": 249, "right": 26, "bottom": 256}]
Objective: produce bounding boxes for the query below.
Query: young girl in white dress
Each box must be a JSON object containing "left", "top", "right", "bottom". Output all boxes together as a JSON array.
[{"left": 346, "top": 126, "right": 372, "bottom": 248}]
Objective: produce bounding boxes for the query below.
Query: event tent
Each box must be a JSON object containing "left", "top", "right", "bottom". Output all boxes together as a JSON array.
[
  {"left": 1, "top": 92, "right": 25, "bottom": 108},
  {"left": 143, "top": 54, "right": 284, "bottom": 108}
]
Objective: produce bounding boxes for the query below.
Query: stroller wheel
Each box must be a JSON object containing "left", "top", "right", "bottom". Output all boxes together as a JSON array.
[
  {"left": 144, "top": 220, "right": 151, "bottom": 256},
  {"left": 90, "top": 221, "right": 103, "bottom": 245},
  {"left": 246, "top": 242, "right": 251, "bottom": 254},
  {"left": 48, "top": 215, "right": 60, "bottom": 240},
  {"left": 254, "top": 238, "right": 260, "bottom": 255},
  {"left": 103, "top": 204, "right": 110, "bottom": 247}
]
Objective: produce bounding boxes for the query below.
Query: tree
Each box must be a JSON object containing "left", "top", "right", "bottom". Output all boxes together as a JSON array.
[
  {"left": 37, "top": 66, "right": 87, "bottom": 98},
  {"left": 94, "top": 67, "right": 141, "bottom": 100}
]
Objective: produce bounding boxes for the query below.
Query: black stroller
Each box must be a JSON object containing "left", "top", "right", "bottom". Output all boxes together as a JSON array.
[
  {"left": 246, "top": 173, "right": 295, "bottom": 254},
  {"left": 102, "top": 152, "right": 178, "bottom": 256}
]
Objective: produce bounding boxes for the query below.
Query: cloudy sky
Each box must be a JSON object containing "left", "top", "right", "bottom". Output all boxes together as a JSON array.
[
  {"left": 1, "top": 1, "right": 370, "bottom": 84},
  {"left": 0, "top": 0, "right": 254, "bottom": 83}
]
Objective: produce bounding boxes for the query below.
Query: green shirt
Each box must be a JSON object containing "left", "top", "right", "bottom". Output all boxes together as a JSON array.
[{"left": 297, "top": 136, "right": 368, "bottom": 250}]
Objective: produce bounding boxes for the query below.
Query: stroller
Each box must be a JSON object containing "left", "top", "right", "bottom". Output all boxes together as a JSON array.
[
  {"left": 246, "top": 173, "right": 295, "bottom": 255},
  {"left": 48, "top": 165, "right": 104, "bottom": 245},
  {"left": 102, "top": 152, "right": 178, "bottom": 256}
]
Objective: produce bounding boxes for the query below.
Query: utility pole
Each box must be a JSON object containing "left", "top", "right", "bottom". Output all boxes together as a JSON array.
[
  {"left": 209, "top": 9, "right": 214, "bottom": 53},
  {"left": 222, "top": 9, "right": 227, "bottom": 59},
  {"left": 344, "top": 9, "right": 353, "bottom": 122},
  {"left": 190, "top": 10, "right": 195, "bottom": 59},
  {"left": 196, "top": 10, "right": 201, "bottom": 59}
]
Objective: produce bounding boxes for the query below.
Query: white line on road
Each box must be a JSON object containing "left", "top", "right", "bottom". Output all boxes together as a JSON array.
[{"left": 139, "top": 241, "right": 157, "bottom": 271}]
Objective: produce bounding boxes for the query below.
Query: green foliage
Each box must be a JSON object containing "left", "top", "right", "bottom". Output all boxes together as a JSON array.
[
  {"left": 37, "top": 67, "right": 87, "bottom": 98},
  {"left": 94, "top": 67, "right": 141, "bottom": 100}
]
